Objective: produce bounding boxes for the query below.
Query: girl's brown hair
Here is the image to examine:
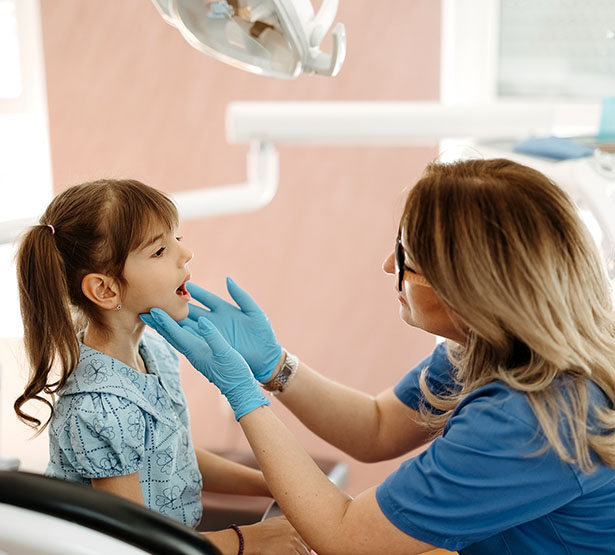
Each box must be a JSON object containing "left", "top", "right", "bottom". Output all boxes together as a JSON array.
[
  {"left": 15, "top": 179, "right": 178, "bottom": 430},
  {"left": 401, "top": 158, "right": 615, "bottom": 472}
]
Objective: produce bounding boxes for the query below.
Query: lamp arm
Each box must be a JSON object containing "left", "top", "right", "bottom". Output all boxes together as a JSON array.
[
  {"left": 172, "top": 140, "right": 279, "bottom": 221},
  {"left": 0, "top": 141, "right": 279, "bottom": 244}
]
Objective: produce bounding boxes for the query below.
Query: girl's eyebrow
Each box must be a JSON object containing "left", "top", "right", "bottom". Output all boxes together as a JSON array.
[{"left": 140, "top": 232, "right": 165, "bottom": 251}]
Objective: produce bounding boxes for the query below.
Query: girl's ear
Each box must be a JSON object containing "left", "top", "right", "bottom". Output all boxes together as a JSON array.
[{"left": 81, "top": 273, "right": 121, "bottom": 310}]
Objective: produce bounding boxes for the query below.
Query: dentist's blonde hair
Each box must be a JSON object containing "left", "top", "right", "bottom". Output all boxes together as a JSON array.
[{"left": 401, "top": 158, "right": 615, "bottom": 471}]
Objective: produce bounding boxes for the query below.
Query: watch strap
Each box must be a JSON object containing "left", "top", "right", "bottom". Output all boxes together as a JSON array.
[{"left": 261, "top": 350, "right": 298, "bottom": 395}]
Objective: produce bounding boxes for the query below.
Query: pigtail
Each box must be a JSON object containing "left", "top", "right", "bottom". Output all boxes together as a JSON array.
[{"left": 14, "top": 224, "right": 79, "bottom": 430}]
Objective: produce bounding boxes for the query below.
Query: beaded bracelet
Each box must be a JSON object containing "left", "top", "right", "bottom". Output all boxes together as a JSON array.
[{"left": 228, "top": 523, "right": 244, "bottom": 555}]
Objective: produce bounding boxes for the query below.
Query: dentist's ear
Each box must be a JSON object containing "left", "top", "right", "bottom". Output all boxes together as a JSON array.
[{"left": 81, "top": 273, "right": 121, "bottom": 311}]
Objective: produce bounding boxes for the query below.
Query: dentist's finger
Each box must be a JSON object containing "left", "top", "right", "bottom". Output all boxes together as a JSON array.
[
  {"left": 150, "top": 308, "right": 195, "bottom": 351},
  {"left": 226, "top": 277, "right": 263, "bottom": 315},
  {"left": 197, "top": 317, "right": 234, "bottom": 356},
  {"left": 184, "top": 326, "right": 202, "bottom": 340},
  {"left": 186, "top": 282, "right": 230, "bottom": 311},
  {"left": 139, "top": 313, "right": 156, "bottom": 328},
  {"left": 178, "top": 316, "right": 199, "bottom": 333},
  {"left": 188, "top": 302, "right": 213, "bottom": 323}
]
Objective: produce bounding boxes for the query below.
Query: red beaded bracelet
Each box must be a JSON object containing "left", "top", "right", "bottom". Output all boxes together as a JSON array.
[{"left": 228, "top": 523, "right": 244, "bottom": 555}]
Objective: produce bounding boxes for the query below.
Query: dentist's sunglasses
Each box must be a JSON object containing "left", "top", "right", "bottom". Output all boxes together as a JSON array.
[{"left": 395, "top": 231, "right": 431, "bottom": 291}]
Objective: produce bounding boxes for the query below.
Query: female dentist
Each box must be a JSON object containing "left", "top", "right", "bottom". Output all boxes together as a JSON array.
[{"left": 142, "top": 158, "right": 615, "bottom": 555}]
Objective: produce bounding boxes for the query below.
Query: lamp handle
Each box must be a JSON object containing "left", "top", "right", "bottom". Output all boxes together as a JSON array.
[{"left": 307, "top": 22, "right": 346, "bottom": 76}]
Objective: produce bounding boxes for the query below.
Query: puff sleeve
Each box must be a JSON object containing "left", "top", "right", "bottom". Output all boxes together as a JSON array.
[{"left": 63, "top": 392, "right": 146, "bottom": 479}]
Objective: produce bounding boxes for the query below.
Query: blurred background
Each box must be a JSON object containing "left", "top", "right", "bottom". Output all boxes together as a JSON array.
[{"left": 0, "top": 0, "right": 441, "bottom": 495}]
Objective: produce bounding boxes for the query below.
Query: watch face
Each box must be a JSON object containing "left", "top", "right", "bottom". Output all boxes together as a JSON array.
[
  {"left": 263, "top": 354, "right": 297, "bottom": 394},
  {"left": 277, "top": 367, "right": 291, "bottom": 385}
]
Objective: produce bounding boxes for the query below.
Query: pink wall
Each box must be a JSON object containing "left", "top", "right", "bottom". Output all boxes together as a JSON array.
[{"left": 40, "top": 0, "right": 441, "bottom": 495}]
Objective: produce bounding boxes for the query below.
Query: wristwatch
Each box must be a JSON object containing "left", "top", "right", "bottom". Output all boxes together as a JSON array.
[{"left": 261, "top": 350, "right": 298, "bottom": 395}]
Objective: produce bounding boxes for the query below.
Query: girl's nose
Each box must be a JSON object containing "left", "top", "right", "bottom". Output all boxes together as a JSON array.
[
  {"left": 382, "top": 251, "right": 395, "bottom": 275},
  {"left": 182, "top": 244, "right": 193, "bottom": 265}
]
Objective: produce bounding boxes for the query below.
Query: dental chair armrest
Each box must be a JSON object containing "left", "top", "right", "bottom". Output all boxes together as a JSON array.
[{"left": 0, "top": 471, "right": 220, "bottom": 555}]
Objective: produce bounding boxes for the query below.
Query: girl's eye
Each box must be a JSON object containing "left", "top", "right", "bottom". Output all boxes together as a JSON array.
[
  {"left": 176, "top": 236, "right": 183, "bottom": 242},
  {"left": 153, "top": 247, "right": 165, "bottom": 257}
]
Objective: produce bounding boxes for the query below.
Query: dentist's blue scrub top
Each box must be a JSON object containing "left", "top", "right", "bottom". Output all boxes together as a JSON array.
[{"left": 376, "top": 344, "right": 615, "bottom": 555}]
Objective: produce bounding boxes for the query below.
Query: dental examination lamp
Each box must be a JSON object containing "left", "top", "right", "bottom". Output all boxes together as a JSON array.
[{"left": 151, "top": 0, "right": 346, "bottom": 78}]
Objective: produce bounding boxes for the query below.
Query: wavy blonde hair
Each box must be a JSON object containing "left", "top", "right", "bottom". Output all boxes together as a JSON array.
[{"left": 401, "top": 158, "right": 615, "bottom": 472}]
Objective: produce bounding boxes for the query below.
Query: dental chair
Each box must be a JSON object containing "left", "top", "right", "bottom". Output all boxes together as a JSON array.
[
  {"left": 0, "top": 471, "right": 221, "bottom": 554},
  {"left": 0, "top": 453, "right": 348, "bottom": 553}
]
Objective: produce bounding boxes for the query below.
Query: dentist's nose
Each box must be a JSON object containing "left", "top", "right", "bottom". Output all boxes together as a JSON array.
[{"left": 383, "top": 251, "right": 395, "bottom": 275}]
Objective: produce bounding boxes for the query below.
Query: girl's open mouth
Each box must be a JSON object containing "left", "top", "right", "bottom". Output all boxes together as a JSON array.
[{"left": 176, "top": 282, "right": 191, "bottom": 299}]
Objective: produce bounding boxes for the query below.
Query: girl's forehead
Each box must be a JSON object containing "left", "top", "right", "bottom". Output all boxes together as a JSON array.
[
  {"left": 145, "top": 211, "right": 178, "bottom": 233},
  {"left": 134, "top": 218, "right": 176, "bottom": 247},
  {"left": 144, "top": 220, "right": 173, "bottom": 235}
]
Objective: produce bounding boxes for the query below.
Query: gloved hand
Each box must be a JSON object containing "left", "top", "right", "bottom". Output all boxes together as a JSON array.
[
  {"left": 181, "top": 279, "right": 282, "bottom": 382},
  {"left": 140, "top": 308, "right": 270, "bottom": 420}
]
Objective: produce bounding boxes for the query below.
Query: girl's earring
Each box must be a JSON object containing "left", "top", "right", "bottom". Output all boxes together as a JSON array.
[{"left": 115, "top": 304, "right": 122, "bottom": 311}]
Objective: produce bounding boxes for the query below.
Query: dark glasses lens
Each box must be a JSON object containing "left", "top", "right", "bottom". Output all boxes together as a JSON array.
[{"left": 395, "top": 232, "right": 404, "bottom": 292}]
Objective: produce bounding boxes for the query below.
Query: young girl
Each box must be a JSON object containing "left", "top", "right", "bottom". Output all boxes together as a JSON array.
[{"left": 14, "top": 179, "right": 308, "bottom": 555}]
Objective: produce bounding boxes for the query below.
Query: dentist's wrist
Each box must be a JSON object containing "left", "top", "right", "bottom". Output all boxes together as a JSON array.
[
  {"left": 231, "top": 390, "right": 271, "bottom": 421},
  {"left": 267, "top": 350, "right": 287, "bottom": 381},
  {"left": 256, "top": 344, "right": 283, "bottom": 382},
  {"left": 261, "top": 349, "right": 298, "bottom": 396}
]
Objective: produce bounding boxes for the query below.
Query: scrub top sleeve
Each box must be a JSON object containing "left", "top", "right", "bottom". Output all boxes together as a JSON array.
[
  {"left": 67, "top": 393, "right": 146, "bottom": 479},
  {"left": 394, "top": 342, "right": 458, "bottom": 413},
  {"left": 376, "top": 386, "right": 582, "bottom": 551}
]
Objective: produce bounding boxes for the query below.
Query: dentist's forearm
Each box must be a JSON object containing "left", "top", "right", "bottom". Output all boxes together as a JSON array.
[
  {"left": 238, "top": 405, "right": 432, "bottom": 555},
  {"left": 274, "top": 361, "right": 381, "bottom": 458},
  {"left": 239, "top": 405, "right": 352, "bottom": 553},
  {"left": 271, "top": 360, "right": 430, "bottom": 462}
]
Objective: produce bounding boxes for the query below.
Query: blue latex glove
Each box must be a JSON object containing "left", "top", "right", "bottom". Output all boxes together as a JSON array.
[
  {"left": 140, "top": 308, "right": 270, "bottom": 420},
  {"left": 182, "top": 279, "right": 282, "bottom": 382}
]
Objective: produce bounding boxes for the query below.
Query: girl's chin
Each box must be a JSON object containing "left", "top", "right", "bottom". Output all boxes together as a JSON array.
[
  {"left": 142, "top": 304, "right": 189, "bottom": 323},
  {"left": 170, "top": 305, "right": 190, "bottom": 322}
]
